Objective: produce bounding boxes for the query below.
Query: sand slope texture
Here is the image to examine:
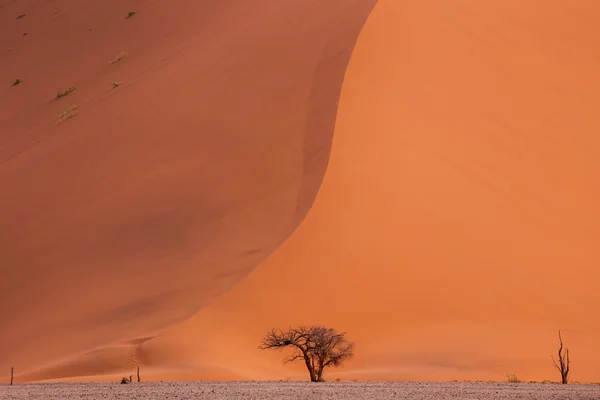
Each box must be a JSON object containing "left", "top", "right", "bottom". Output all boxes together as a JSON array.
[{"left": 2, "top": 0, "right": 600, "bottom": 384}]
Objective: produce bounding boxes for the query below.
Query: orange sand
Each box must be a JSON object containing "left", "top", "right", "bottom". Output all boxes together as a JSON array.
[{"left": 2, "top": 0, "right": 600, "bottom": 384}]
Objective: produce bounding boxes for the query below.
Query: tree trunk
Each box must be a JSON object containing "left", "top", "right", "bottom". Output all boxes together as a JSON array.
[
  {"left": 303, "top": 352, "right": 317, "bottom": 382},
  {"left": 553, "top": 331, "right": 570, "bottom": 384},
  {"left": 137, "top": 366, "right": 140, "bottom": 382},
  {"left": 315, "top": 365, "right": 325, "bottom": 382},
  {"left": 10, "top": 367, "right": 13, "bottom": 385},
  {"left": 308, "top": 367, "right": 317, "bottom": 382}
]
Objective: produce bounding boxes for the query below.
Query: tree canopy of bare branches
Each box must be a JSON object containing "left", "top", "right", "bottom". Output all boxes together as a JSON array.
[
  {"left": 259, "top": 325, "right": 355, "bottom": 382},
  {"left": 551, "top": 330, "right": 570, "bottom": 384}
]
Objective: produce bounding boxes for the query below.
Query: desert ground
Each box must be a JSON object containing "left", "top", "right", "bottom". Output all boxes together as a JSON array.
[
  {"left": 3, "top": 382, "right": 600, "bottom": 400},
  {"left": 2, "top": 0, "right": 600, "bottom": 386}
]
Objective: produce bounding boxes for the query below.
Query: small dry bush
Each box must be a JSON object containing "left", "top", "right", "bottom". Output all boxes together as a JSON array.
[
  {"left": 109, "top": 52, "right": 128, "bottom": 65},
  {"left": 506, "top": 373, "right": 521, "bottom": 383},
  {"left": 56, "top": 86, "right": 75, "bottom": 99},
  {"left": 57, "top": 104, "right": 78, "bottom": 122}
]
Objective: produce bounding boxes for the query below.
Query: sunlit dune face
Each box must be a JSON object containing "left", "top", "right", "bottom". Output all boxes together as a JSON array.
[{"left": 150, "top": 0, "right": 600, "bottom": 382}]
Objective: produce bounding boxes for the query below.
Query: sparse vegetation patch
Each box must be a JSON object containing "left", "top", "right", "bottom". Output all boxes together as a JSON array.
[
  {"left": 506, "top": 373, "right": 521, "bottom": 383},
  {"left": 112, "top": 81, "right": 121, "bottom": 89},
  {"left": 11, "top": 78, "right": 22, "bottom": 87},
  {"left": 57, "top": 104, "right": 78, "bottom": 122},
  {"left": 126, "top": 11, "right": 136, "bottom": 19},
  {"left": 109, "top": 51, "right": 128, "bottom": 65},
  {"left": 56, "top": 86, "right": 76, "bottom": 99}
]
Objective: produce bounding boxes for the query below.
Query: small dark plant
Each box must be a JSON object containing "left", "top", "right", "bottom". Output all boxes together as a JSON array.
[
  {"left": 17, "top": 13, "right": 27, "bottom": 19},
  {"left": 506, "top": 373, "right": 520, "bottom": 383},
  {"left": 126, "top": 11, "right": 136, "bottom": 19},
  {"left": 12, "top": 78, "right": 22, "bottom": 86},
  {"left": 120, "top": 377, "right": 129, "bottom": 384},
  {"left": 56, "top": 86, "right": 76, "bottom": 99}
]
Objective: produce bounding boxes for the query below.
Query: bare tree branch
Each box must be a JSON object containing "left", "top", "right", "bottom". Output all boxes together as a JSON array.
[{"left": 551, "top": 330, "right": 570, "bottom": 384}]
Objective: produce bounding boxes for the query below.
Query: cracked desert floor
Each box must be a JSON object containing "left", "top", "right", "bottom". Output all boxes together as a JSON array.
[
  {"left": 2, "top": 0, "right": 599, "bottom": 388},
  {"left": 3, "top": 382, "right": 600, "bottom": 400}
]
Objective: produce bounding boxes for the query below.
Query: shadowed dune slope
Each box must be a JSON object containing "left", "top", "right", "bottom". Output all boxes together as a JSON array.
[
  {"left": 140, "top": 0, "right": 600, "bottom": 383},
  {"left": 0, "top": 0, "right": 377, "bottom": 379}
]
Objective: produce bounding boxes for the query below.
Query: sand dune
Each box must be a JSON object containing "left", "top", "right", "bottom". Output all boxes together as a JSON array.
[
  {"left": 3, "top": 0, "right": 600, "bottom": 384},
  {"left": 1, "top": 0, "right": 376, "bottom": 381},
  {"left": 137, "top": 0, "right": 600, "bottom": 383}
]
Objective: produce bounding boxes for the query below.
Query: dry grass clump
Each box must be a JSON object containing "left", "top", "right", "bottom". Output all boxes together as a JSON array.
[
  {"left": 506, "top": 373, "right": 521, "bottom": 383},
  {"left": 12, "top": 78, "right": 23, "bottom": 86},
  {"left": 126, "top": 11, "right": 136, "bottom": 19},
  {"left": 109, "top": 51, "right": 128, "bottom": 65},
  {"left": 56, "top": 86, "right": 76, "bottom": 99},
  {"left": 57, "top": 104, "right": 78, "bottom": 122}
]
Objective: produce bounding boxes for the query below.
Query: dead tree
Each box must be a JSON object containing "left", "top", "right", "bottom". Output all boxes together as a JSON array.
[
  {"left": 10, "top": 367, "right": 13, "bottom": 385},
  {"left": 137, "top": 365, "right": 140, "bottom": 382},
  {"left": 259, "top": 325, "right": 355, "bottom": 382},
  {"left": 551, "top": 330, "right": 570, "bottom": 384}
]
